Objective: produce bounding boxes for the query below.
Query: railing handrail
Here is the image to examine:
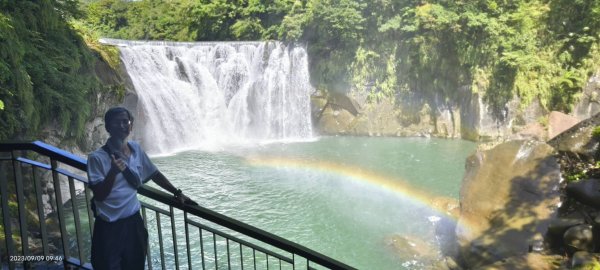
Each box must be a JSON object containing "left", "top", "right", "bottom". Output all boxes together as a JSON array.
[
  {"left": 0, "top": 141, "right": 87, "bottom": 172},
  {"left": 0, "top": 140, "right": 356, "bottom": 270}
]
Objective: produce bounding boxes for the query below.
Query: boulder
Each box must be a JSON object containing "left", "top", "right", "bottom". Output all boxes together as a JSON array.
[
  {"left": 548, "top": 111, "right": 580, "bottom": 140},
  {"left": 571, "top": 251, "right": 600, "bottom": 268},
  {"left": 566, "top": 178, "right": 600, "bottom": 209},
  {"left": 546, "top": 217, "right": 586, "bottom": 248},
  {"left": 563, "top": 224, "right": 595, "bottom": 254},
  {"left": 476, "top": 253, "right": 564, "bottom": 270},
  {"left": 456, "top": 140, "right": 561, "bottom": 268},
  {"left": 547, "top": 112, "right": 600, "bottom": 157}
]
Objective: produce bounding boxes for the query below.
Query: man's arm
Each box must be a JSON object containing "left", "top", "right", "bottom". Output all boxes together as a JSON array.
[
  {"left": 89, "top": 166, "right": 119, "bottom": 201},
  {"left": 150, "top": 171, "right": 179, "bottom": 194},
  {"left": 150, "top": 171, "right": 197, "bottom": 205},
  {"left": 89, "top": 155, "right": 127, "bottom": 201}
]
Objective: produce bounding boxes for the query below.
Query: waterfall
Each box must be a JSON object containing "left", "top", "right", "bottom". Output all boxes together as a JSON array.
[{"left": 101, "top": 39, "right": 315, "bottom": 155}]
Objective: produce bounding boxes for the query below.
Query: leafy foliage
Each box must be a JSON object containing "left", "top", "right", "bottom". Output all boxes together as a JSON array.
[
  {"left": 0, "top": 0, "right": 103, "bottom": 141},
  {"left": 14, "top": 0, "right": 599, "bottom": 138}
]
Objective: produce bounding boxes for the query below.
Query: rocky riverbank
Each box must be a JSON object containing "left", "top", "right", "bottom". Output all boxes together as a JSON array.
[{"left": 451, "top": 114, "right": 600, "bottom": 269}]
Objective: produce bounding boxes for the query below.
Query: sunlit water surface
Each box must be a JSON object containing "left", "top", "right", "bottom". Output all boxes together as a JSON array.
[{"left": 144, "top": 136, "right": 476, "bottom": 269}]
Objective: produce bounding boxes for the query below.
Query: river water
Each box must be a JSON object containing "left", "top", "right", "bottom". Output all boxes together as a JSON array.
[
  {"left": 144, "top": 136, "right": 476, "bottom": 269},
  {"left": 98, "top": 39, "right": 477, "bottom": 269}
]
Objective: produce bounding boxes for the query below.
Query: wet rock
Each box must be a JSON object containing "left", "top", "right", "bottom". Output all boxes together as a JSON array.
[
  {"left": 528, "top": 233, "right": 545, "bottom": 253},
  {"left": 547, "top": 217, "right": 586, "bottom": 237},
  {"left": 571, "top": 251, "right": 599, "bottom": 268},
  {"left": 563, "top": 224, "right": 595, "bottom": 254},
  {"left": 566, "top": 178, "right": 600, "bottom": 209},
  {"left": 456, "top": 140, "right": 561, "bottom": 268},
  {"left": 546, "top": 217, "right": 585, "bottom": 248},
  {"left": 384, "top": 234, "right": 439, "bottom": 263},
  {"left": 429, "top": 197, "right": 461, "bottom": 259},
  {"left": 444, "top": 256, "right": 462, "bottom": 270},
  {"left": 430, "top": 196, "right": 460, "bottom": 220},
  {"left": 476, "top": 253, "right": 564, "bottom": 270}
]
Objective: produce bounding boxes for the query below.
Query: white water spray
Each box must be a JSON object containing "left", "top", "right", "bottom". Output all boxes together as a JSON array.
[{"left": 102, "top": 39, "right": 315, "bottom": 155}]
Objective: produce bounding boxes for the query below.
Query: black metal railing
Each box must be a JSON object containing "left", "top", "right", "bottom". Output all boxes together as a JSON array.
[{"left": 0, "top": 141, "right": 355, "bottom": 270}]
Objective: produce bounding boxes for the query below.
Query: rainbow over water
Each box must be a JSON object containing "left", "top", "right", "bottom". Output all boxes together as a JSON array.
[{"left": 245, "top": 156, "right": 462, "bottom": 221}]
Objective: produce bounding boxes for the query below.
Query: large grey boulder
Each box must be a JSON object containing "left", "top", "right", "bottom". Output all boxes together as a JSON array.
[{"left": 456, "top": 140, "right": 561, "bottom": 268}]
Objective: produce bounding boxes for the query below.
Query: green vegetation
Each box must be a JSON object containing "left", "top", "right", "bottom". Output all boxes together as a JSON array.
[
  {"left": 592, "top": 126, "right": 600, "bottom": 139},
  {"left": 80, "top": 0, "right": 600, "bottom": 120},
  {"left": 2, "top": 0, "right": 600, "bottom": 141},
  {"left": 0, "top": 0, "right": 108, "bottom": 141}
]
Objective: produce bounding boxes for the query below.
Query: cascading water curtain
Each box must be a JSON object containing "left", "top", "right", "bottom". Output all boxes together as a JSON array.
[{"left": 111, "top": 40, "right": 315, "bottom": 155}]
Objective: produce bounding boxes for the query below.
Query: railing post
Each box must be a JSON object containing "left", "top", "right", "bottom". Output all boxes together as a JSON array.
[
  {"left": 212, "top": 232, "right": 218, "bottom": 269},
  {"left": 12, "top": 151, "right": 29, "bottom": 265},
  {"left": 0, "top": 160, "right": 16, "bottom": 270},
  {"left": 68, "top": 176, "right": 85, "bottom": 263},
  {"left": 32, "top": 165, "right": 49, "bottom": 256},
  {"left": 199, "top": 227, "right": 206, "bottom": 270},
  {"left": 156, "top": 212, "right": 166, "bottom": 270},
  {"left": 142, "top": 207, "right": 153, "bottom": 270},
  {"left": 184, "top": 212, "right": 192, "bottom": 270},
  {"left": 84, "top": 187, "right": 94, "bottom": 238},
  {"left": 169, "top": 206, "right": 179, "bottom": 270},
  {"left": 51, "top": 159, "right": 70, "bottom": 262}
]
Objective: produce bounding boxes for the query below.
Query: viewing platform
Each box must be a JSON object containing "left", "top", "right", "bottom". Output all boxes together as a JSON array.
[{"left": 0, "top": 141, "right": 355, "bottom": 270}]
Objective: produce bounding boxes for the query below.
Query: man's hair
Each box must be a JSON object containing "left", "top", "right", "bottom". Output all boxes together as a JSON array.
[{"left": 104, "top": 107, "right": 134, "bottom": 132}]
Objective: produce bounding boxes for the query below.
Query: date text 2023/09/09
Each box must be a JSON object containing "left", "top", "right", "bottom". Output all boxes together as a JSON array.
[{"left": 9, "top": 255, "right": 64, "bottom": 263}]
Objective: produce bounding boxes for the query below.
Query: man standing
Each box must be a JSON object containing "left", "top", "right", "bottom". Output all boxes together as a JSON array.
[{"left": 87, "top": 107, "right": 194, "bottom": 270}]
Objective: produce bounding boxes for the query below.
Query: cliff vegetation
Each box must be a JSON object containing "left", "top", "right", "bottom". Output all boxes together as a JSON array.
[
  {"left": 80, "top": 0, "right": 600, "bottom": 119},
  {"left": 0, "top": 0, "right": 117, "bottom": 142}
]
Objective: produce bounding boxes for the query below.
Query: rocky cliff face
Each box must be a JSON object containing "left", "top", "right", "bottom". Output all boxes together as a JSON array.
[
  {"left": 573, "top": 70, "right": 600, "bottom": 121},
  {"left": 312, "top": 71, "right": 600, "bottom": 141},
  {"left": 42, "top": 56, "right": 126, "bottom": 157},
  {"left": 312, "top": 87, "right": 530, "bottom": 141}
]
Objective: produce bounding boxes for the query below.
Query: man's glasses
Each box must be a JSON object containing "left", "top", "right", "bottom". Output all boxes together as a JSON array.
[{"left": 110, "top": 119, "right": 132, "bottom": 127}]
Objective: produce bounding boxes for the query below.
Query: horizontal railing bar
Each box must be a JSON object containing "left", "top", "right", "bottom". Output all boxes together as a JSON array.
[
  {"left": 15, "top": 157, "right": 87, "bottom": 182},
  {"left": 141, "top": 202, "right": 171, "bottom": 216},
  {"left": 186, "top": 219, "right": 293, "bottom": 264},
  {"left": 0, "top": 141, "right": 86, "bottom": 171},
  {"left": 65, "top": 257, "right": 92, "bottom": 270},
  {"left": 16, "top": 157, "right": 52, "bottom": 170},
  {"left": 138, "top": 186, "right": 354, "bottom": 269},
  {"left": 56, "top": 167, "right": 87, "bottom": 182}
]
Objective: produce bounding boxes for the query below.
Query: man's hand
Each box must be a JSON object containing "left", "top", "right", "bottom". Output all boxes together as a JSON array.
[
  {"left": 111, "top": 154, "right": 127, "bottom": 172},
  {"left": 175, "top": 191, "right": 198, "bottom": 206}
]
